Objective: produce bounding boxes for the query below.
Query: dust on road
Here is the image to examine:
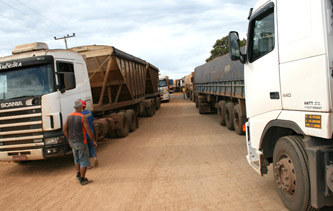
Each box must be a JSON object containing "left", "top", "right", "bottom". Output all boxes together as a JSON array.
[{"left": 0, "top": 93, "right": 286, "bottom": 211}]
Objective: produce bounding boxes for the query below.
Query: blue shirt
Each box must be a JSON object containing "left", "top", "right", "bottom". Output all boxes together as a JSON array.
[{"left": 81, "top": 109, "right": 95, "bottom": 139}]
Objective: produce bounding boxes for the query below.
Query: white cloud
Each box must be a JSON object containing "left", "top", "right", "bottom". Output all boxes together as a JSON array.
[{"left": 0, "top": 0, "right": 257, "bottom": 79}]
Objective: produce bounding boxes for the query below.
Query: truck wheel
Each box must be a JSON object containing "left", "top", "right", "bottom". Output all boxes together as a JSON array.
[
  {"left": 155, "top": 97, "right": 161, "bottom": 110},
  {"left": 198, "top": 98, "right": 209, "bottom": 114},
  {"left": 225, "top": 102, "right": 234, "bottom": 130},
  {"left": 125, "top": 109, "right": 137, "bottom": 132},
  {"left": 195, "top": 93, "right": 199, "bottom": 108},
  {"left": 273, "top": 136, "right": 311, "bottom": 211},
  {"left": 152, "top": 101, "right": 156, "bottom": 115},
  {"left": 146, "top": 104, "right": 154, "bottom": 117},
  {"left": 233, "top": 104, "right": 245, "bottom": 135},
  {"left": 115, "top": 112, "right": 129, "bottom": 138},
  {"left": 217, "top": 101, "right": 227, "bottom": 126}
]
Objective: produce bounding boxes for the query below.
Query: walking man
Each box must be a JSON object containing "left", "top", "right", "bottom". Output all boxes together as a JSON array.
[
  {"left": 80, "top": 99, "right": 98, "bottom": 168},
  {"left": 63, "top": 100, "right": 97, "bottom": 185}
]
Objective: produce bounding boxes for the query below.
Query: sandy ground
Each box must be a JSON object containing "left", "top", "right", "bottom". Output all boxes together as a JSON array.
[{"left": 0, "top": 93, "right": 289, "bottom": 211}]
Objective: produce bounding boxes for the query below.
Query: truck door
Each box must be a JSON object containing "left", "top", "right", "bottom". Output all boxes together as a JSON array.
[
  {"left": 55, "top": 60, "right": 77, "bottom": 122},
  {"left": 245, "top": 2, "right": 282, "bottom": 118}
]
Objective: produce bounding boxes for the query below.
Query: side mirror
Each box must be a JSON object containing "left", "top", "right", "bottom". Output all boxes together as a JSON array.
[
  {"left": 228, "top": 31, "right": 247, "bottom": 64},
  {"left": 228, "top": 31, "right": 241, "bottom": 60}
]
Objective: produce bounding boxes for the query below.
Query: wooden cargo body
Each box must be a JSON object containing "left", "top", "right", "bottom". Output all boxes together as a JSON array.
[
  {"left": 184, "top": 72, "right": 194, "bottom": 91},
  {"left": 70, "top": 45, "right": 159, "bottom": 113}
]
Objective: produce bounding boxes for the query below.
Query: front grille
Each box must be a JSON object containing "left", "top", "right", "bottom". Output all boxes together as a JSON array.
[{"left": 0, "top": 105, "right": 43, "bottom": 152}]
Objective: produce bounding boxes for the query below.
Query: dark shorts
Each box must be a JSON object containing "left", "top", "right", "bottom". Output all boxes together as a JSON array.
[{"left": 71, "top": 142, "right": 90, "bottom": 167}]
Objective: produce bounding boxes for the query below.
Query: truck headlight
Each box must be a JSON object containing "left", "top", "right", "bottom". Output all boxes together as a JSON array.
[{"left": 44, "top": 137, "right": 64, "bottom": 145}]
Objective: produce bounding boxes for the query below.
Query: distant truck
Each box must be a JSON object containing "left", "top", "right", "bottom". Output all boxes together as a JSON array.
[
  {"left": 184, "top": 72, "right": 194, "bottom": 100},
  {"left": 194, "top": 48, "right": 245, "bottom": 135},
  {"left": 174, "top": 79, "right": 182, "bottom": 92},
  {"left": 0, "top": 43, "right": 160, "bottom": 162},
  {"left": 159, "top": 74, "right": 170, "bottom": 102},
  {"left": 168, "top": 79, "right": 174, "bottom": 93},
  {"left": 228, "top": 0, "right": 333, "bottom": 210}
]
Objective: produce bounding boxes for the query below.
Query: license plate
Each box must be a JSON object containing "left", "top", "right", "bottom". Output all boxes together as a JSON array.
[{"left": 13, "top": 155, "right": 28, "bottom": 161}]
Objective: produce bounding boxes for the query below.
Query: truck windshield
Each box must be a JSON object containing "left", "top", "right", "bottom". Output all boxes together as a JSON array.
[
  {"left": 0, "top": 64, "right": 55, "bottom": 100},
  {"left": 159, "top": 79, "right": 167, "bottom": 87}
]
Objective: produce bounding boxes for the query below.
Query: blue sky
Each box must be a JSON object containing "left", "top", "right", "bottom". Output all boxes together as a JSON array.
[{"left": 0, "top": 0, "right": 257, "bottom": 79}]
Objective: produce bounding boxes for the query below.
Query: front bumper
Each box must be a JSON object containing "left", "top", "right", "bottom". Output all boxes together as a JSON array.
[{"left": 161, "top": 93, "right": 170, "bottom": 101}]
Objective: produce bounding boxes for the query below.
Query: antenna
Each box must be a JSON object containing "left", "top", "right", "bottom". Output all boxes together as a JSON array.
[{"left": 54, "top": 33, "right": 75, "bottom": 49}]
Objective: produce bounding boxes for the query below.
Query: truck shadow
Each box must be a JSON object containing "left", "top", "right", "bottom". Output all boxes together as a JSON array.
[{"left": 3, "top": 156, "right": 74, "bottom": 177}]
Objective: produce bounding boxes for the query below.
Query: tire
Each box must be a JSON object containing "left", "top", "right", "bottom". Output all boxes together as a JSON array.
[
  {"left": 233, "top": 104, "right": 245, "bottom": 135},
  {"left": 225, "top": 102, "right": 234, "bottom": 130},
  {"left": 155, "top": 97, "right": 161, "bottom": 110},
  {"left": 125, "top": 109, "right": 137, "bottom": 132},
  {"left": 198, "top": 97, "right": 209, "bottom": 114},
  {"left": 115, "top": 112, "right": 129, "bottom": 138},
  {"left": 152, "top": 101, "right": 156, "bottom": 115},
  {"left": 217, "top": 101, "right": 227, "bottom": 126},
  {"left": 146, "top": 104, "right": 154, "bottom": 117},
  {"left": 195, "top": 93, "right": 199, "bottom": 108},
  {"left": 273, "top": 136, "right": 311, "bottom": 211}
]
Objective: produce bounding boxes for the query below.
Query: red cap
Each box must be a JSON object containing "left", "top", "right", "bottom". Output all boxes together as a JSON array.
[{"left": 80, "top": 99, "right": 86, "bottom": 108}]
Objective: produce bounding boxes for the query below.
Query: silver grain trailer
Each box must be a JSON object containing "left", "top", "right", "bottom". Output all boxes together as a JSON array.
[{"left": 194, "top": 49, "right": 245, "bottom": 135}]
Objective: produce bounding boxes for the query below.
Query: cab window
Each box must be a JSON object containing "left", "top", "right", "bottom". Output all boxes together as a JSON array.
[
  {"left": 56, "top": 61, "right": 76, "bottom": 91},
  {"left": 248, "top": 6, "right": 275, "bottom": 62}
]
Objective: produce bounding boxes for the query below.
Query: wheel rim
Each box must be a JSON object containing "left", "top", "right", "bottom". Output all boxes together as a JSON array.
[{"left": 275, "top": 153, "right": 297, "bottom": 197}]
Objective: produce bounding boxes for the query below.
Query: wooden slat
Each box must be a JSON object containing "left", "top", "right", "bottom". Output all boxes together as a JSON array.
[
  {"left": 114, "top": 84, "right": 122, "bottom": 103},
  {"left": 92, "top": 97, "right": 145, "bottom": 112},
  {"left": 81, "top": 49, "right": 113, "bottom": 58},
  {"left": 90, "top": 80, "right": 125, "bottom": 88},
  {"left": 98, "top": 58, "right": 112, "bottom": 106},
  {"left": 131, "top": 62, "right": 134, "bottom": 96},
  {"left": 108, "top": 86, "right": 112, "bottom": 104},
  {"left": 132, "top": 63, "right": 137, "bottom": 97}
]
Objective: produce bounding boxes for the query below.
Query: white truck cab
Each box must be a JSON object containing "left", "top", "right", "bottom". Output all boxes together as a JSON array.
[
  {"left": 229, "top": 0, "right": 333, "bottom": 210},
  {"left": 159, "top": 74, "right": 170, "bottom": 102},
  {"left": 0, "top": 43, "right": 92, "bottom": 161}
]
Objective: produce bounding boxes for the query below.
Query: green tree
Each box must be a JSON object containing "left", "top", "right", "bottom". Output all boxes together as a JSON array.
[{"left": 206, "top": 35, "right": 246, "bottom": 62}]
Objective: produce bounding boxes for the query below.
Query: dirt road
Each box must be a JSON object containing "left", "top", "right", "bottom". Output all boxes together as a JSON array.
[{"left": 0, "top": 93, "right": 287, "bottom": 211}]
